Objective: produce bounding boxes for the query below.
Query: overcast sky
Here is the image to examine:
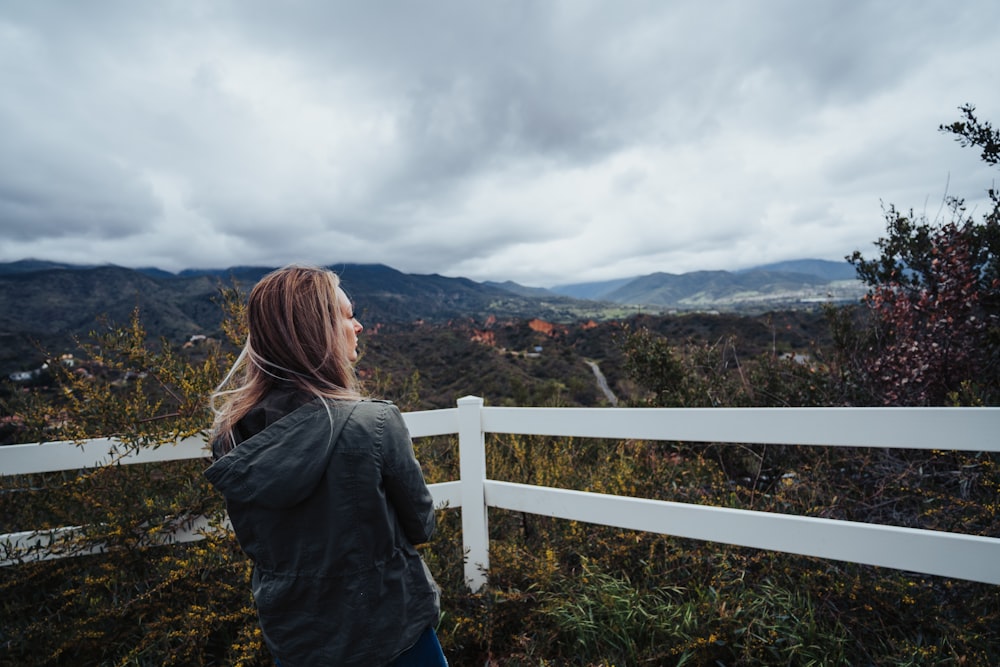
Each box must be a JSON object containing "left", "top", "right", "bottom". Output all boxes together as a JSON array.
[{"left": 1, "top": 2, "right": 998, "bottom": 287}]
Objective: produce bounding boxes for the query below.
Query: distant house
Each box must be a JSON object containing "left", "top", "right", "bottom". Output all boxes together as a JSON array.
[
  {"left": 782, "top": 352, "right": 811, "bottom": 365},
  {"left": 183, "top": 334, "right": 209, "bottom": 349},
  {"left": 9, "top": 357, "right": 72, "bottom": 382},
  {"left": 9, "top": 362, "right": 47, "bottom": 382}
]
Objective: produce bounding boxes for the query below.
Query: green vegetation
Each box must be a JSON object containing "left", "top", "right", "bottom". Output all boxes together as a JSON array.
[{"left": 1, "top": 107, "right": 999, "bottom": 666}]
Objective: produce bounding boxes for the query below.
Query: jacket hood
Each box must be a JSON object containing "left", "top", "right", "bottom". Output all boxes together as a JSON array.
[{"left": 204, "top": 399, "right": 358, "bottom": 509}]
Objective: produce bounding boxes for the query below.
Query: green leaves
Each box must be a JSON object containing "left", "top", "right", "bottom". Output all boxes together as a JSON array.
[{"left": 940, "top": 103, "right": 1000, "bottom": 167}]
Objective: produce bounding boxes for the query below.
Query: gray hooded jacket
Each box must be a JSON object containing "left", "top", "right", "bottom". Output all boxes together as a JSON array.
[{"left": 204, "top": 395, "right": 440, "bottom": 666}]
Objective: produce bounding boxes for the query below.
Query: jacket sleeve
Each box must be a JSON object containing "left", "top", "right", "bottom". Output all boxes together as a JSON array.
[{"left": 380, "top": 403, "right": 436, "bottom": 545}]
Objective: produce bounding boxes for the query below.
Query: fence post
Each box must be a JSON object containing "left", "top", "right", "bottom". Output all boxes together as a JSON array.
[{"left": 457, "top": 395, "right": 488, "bottom": 591}]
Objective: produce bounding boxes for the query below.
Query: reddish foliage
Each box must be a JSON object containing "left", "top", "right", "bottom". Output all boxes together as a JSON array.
[{"left": 864, "top": 222, "right": 995, "bottom": 404}]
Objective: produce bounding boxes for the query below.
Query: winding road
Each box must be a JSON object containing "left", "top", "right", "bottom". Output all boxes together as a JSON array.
[{"left": 585, "top": 360, "right": 618, "bottom": 406}]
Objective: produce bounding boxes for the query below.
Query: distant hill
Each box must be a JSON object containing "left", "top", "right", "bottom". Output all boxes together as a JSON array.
[
  {"left": 741, "top": 259, "right": 858, "bottom": 282},
  {"left": 0, "top": 259, "right": 100, "bottom": 275},
  {"left": 0, "top": 265, "right": 227, "bottom": 376},
  {"left": 549, "top": 277, "right": 635, "bottom": 300},
  {"left": 551, "top": 259, "right": 864, "bottom": 308},
  {"left": 604, "top": 269, "right": 832, "bottom": 308},
  {"left": 0, "top": 261, "right": 598, "bottom": 375},
  {"left": 0, "top": 265, "right": 221, "bottom": 336},
  {"left": 174, "top": 266, "right": 280, "bottom": 283},
  {"left": 0, "top": 257, "right": 866, "bottom": 375},
  {"left": 0, "top": 261, "right": 589, "bottom": 331},
  {"left": 482, "top": 280, "right": 556, "bottom": 298}
]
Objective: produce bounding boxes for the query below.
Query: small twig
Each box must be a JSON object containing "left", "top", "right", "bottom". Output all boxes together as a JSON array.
[{"left": 136, "top": 412, "right": 181, "bottom": 424}]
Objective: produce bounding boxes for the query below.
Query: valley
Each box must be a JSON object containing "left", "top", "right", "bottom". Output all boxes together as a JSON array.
[{"left": 0, "top": 258, "right": 855, "bottom": 382}]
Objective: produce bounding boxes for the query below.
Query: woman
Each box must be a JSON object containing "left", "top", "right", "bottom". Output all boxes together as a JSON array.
[{"left": 204, "top": 265, "right": 445, "bottom": 666}]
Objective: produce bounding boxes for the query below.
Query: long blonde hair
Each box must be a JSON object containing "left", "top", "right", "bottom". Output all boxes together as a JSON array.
[{"left": 210, "top": 265, "right": 362, "bottom": 449}]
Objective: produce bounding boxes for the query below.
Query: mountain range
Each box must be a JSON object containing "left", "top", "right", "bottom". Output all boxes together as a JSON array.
[
  {"left": 0, "top": 258, "right": 864, "bottom": 375},
  {"left": 543, "top": 259, "right": 859, "bottom": 303}
]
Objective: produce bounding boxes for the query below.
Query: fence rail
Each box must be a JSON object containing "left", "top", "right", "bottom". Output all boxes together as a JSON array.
[{"left": 2, "top": 397, "right": 999, "bottom": 589}]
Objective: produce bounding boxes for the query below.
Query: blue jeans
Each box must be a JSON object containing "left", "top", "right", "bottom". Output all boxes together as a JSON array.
[
  {"left": 389, "top": 626, "right": 448, "bottom": 666},
  {"left": 274, "top": 627, "right": 447, "bottom": 667}
]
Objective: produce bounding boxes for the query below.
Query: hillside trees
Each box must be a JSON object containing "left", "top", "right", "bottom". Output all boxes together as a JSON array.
[
  {"left": 621, "top": 325, "right": 832, "bottom": 409},
  {"left": 838, "top": 104, "right": 1000, "bottom": 406},
  {"left": 0, "top": 288, "right": 278, "bottom": 665}
]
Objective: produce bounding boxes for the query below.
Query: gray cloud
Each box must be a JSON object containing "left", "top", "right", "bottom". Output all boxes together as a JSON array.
[
  {"left": 0, "top": 1, "right": 998, "bottom": 285},
  {"left": 0, "top": 137, "right": 161, "bottom": 241}
]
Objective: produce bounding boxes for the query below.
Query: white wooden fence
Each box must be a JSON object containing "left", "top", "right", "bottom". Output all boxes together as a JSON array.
[{"left": 2, "top": 397, "right": 999, "bottom": 590}]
